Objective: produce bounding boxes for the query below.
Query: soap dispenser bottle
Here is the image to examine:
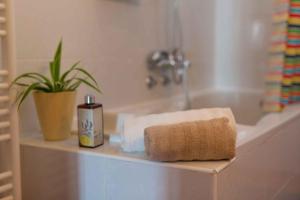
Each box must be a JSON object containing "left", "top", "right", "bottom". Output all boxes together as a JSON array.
[{"left": 77, "top": 95, "right": 104, "bottom": 148}]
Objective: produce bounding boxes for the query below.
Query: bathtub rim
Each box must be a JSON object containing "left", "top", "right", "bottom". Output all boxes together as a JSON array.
[
  {"left": 236, "top": 103, "right": 300, "bottom": 155},
  {"left": 20, "top": 88, "right": 300, "bottom": 174}
]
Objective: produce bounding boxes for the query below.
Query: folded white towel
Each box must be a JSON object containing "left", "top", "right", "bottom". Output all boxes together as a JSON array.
[{"left": 120, "top": 108, "right": 236, "bottom": 152}]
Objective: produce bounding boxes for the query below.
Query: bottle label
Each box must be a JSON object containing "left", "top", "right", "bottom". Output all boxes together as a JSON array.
[{"left": 78, "top": 107, "right": 103, "bottom": 147}]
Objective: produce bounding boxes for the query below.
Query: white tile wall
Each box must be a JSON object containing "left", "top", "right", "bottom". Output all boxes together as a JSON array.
[{"left": 214, "top": 0, "right": 273, "bottom": 89}]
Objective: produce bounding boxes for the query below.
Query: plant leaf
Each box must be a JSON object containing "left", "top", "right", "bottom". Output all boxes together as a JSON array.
[
  {"left": 54, "top": 81, "right": 64, "bottom": 92},
  {"left": 75, "top": 78, "right": 101, "bottom": 93},
  {"left": 13, "top": 82, "right": 50, "bottom": 108},
  {"left": 13, "top": 82, "right": 30, "bottom": 87},
  {"left": 62, "top": 75, "right": 78, "bottom": 90},
  {"left": 35, "top": 86, "right": 52, "bottom": 92},
  {"left": 54, "top": 40, "right": 62, "bottom": 81},
  {"left": 67, "top": 79, "right": 81, "bottom": 91},
  {"left": 50, "top": 40, "right": 62, "bottom": 84},
  {"left": 10, "top": 74, "right": 40, "bottom": 87},
  {"left": 10, "top": 73, "right": 53, "bottom": 90},
  {"left": 27, "top": 73, "right": 53, "bottom": 89},
  {"left": 17, "top": 82, "right": 40, "bottom": 110},
  {"left": 49, "top": 61, "right": 55, "bottom": 84},
  {"left": 15, "top": 90, "right": 25, "bottom": 106},
  {"left": 75, "top": 67, "right": 98, "bottom": 86},
  {"left": 60, "top": 61, "right": 80, "bottom": 82},
  {"left": 67, "top": 78, "right": 101, "bottom": 93}
]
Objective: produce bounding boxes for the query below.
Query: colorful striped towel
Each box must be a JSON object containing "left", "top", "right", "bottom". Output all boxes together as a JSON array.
[{"left": 264, "top": 0, "right": 300, "bottom": 112}]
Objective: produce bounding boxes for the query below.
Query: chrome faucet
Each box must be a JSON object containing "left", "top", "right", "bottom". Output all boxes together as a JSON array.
[
  {"left": 145, "top": 0, "right": 191, "bottom": 109},
  {"left": 146, "top": 49, "right": 191, "bottom": 88},
  {"left": 146, "top": 49, "right": 191, "bottom": 110}
]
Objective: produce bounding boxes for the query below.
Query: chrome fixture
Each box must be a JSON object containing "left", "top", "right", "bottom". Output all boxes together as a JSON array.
[
  {"left": 145, "top": 75, "right": 157, "bottom": 89},
  {"left": 145, "top": 0, "right": 191, "bottom": 110},
  {"left": 146, "top": 49, "right": 191, "bottom": 89}
]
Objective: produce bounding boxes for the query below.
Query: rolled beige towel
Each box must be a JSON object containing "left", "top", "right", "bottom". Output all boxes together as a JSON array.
[{"left": 144, "top": 117, "right": 236, "bottom": 162}]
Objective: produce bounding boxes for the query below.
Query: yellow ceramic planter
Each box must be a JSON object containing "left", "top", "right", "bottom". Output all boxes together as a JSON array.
[{"left": 33, "top": 91, "right": 76, "bottom": 141}]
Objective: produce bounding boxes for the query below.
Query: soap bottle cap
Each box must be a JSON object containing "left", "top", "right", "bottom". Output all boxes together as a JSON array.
[{"left": 85, "top": 95, "right": 95, "bottom": 105}]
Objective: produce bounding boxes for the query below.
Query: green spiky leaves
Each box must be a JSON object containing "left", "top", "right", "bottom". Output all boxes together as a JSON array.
[{"left": 10, "top": 40, "right": 101, "bottom": 109}]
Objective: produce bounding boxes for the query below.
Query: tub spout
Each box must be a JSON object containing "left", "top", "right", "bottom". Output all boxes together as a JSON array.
[{"left": 146, "top": 48, "right": 191, "bottom": 110}]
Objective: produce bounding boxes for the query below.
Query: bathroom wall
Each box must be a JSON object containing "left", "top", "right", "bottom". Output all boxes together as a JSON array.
[
  {"left": 214, "top": 0, "right": 273, "bottom": 90},
  {"left": 14, "top": 0, "right": 216, "bottom": 132}
]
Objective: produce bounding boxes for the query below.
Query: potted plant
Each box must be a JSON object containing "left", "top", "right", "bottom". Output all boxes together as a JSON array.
[{"left": 10, "top": 40, "right": 101, "bottom": 141}]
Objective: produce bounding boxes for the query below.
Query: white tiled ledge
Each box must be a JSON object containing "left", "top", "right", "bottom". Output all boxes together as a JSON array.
[{"left": 20, "top": 132, "right": 234, "bottom": 174}]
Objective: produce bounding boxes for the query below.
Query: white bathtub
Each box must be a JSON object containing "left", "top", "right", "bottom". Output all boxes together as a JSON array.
[{"left": 20, "top": 89, "right": 300, "bottom": 200}]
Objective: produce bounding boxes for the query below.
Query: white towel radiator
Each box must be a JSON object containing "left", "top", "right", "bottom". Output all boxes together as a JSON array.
[{"left": 0, "top": 0, "right": 21, "bottom": 199}]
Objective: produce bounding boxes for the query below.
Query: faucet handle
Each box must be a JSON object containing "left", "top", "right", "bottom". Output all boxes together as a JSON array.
[
  {"left": 183, "top": 60, "right": 191, "bottom": 69},
  {"left": 145, "top": 75, "right": 157, "bottom": 89},
  {"left": 172, "top": 48, "right": 185, "bottom": 62},
  {"left": 159, "top": 74, "right": 171, "bottom": 86},
  {"left": 147, "top": 50, "right": 169, "bottom": 70}
]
